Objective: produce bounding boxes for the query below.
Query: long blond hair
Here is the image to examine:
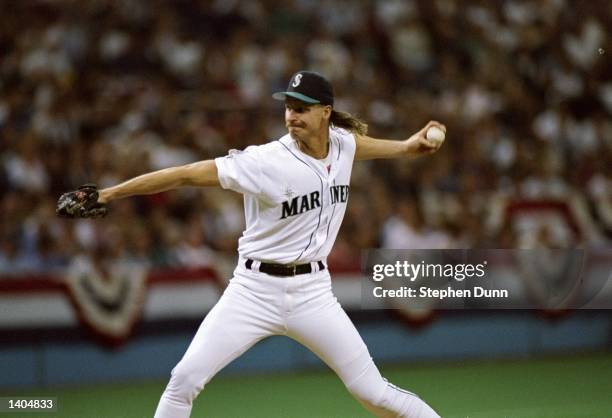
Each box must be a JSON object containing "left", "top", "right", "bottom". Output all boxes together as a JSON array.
[{"left": 330, "top": 110, "right": 368, "bottom": 135}]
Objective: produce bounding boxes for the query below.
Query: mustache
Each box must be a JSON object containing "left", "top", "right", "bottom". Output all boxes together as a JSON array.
[{"left": 286, "top": 122, "right": 305, "bottom": 128}]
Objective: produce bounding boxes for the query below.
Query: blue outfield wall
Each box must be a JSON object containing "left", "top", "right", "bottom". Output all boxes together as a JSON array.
[{"left": 1, "top": 312, "right": 611, "bottom": 389}]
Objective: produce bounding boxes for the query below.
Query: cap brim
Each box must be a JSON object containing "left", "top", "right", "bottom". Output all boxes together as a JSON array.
[{"left": 272, "top": 92, "right": 320, "bottom": 104}]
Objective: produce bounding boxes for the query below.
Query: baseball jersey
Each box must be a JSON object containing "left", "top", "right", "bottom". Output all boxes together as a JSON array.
[{"left": 214, "top": 128, "right": 356, "bottom": 264}]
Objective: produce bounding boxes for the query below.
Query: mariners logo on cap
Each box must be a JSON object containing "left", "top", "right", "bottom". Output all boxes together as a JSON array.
[
  {"left": 273, "top": 71, "right": 334, "bottom": 106},
  {"left": 292, "top": 74, "right": 303, "bottom": 87}
]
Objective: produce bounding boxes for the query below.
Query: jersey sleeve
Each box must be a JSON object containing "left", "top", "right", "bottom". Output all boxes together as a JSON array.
[{"left": 214, "top": 146, "right": 263, "bottom": 196}]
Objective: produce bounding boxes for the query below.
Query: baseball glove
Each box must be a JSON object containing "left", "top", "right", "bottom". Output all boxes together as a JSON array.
[{"left": 56, "top": 184, "right": 108, "bottom": 219}]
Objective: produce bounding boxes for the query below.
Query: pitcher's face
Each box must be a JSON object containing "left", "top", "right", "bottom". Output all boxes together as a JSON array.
[{"left": 285, "top": 97, "right": 331, "bottom": 142}]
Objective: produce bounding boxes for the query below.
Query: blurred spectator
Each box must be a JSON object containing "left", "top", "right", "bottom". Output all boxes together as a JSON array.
[{"left": 382, "top": 196, "right": 452, "bottom": 249}]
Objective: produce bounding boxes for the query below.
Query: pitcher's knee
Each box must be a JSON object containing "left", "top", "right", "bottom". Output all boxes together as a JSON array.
[
  {"left": 347, "top": 383, "right": 384, "bottom": 411},
  {"left": 163, "top": 365, "right": 209, "bottom": 406},
  {"left": 345, "top": 369, "right": 388, "bottom": 412}
]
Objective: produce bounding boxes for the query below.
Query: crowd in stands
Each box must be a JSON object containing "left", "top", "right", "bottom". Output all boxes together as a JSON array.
[{"left": 1, "top": 0, "right": 611, "bottom": 275}]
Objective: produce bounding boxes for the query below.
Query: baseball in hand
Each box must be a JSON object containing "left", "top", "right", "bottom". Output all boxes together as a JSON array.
[{"left": 426, "top": 126, "right": 445, "bottom": 145}]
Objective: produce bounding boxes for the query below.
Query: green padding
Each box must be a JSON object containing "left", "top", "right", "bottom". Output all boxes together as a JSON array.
[{"left": 11, "top": 353, "right": 612, "bottom": 417}]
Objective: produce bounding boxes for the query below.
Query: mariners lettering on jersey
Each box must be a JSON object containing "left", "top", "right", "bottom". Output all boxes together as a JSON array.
[
  {"left": 281, "top": 191, "right": 320, "bottom": 219},
  {"left": 280, "top": 185, "right": 350, "bottom": 219},
  {"left": 329, "top": 185, "right": 350, "bottom": 204}
]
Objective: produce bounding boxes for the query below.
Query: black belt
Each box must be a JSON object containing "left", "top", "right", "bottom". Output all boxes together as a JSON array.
[{"left": 245, "top": 259, "right": 325, "bottom": 277}]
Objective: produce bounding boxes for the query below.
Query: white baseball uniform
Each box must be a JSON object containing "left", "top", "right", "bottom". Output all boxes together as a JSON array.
[{"left": 154, "top": 129, "right": 440, "bottom": 418}]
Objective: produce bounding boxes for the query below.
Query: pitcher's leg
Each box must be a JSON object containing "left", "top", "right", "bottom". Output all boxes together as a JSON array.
[
  {"left": 288, "top": 299, "right": 440, "bottom": 418},
  {"left": 154, "top": 280, "right": 280, "bottom": 418}
]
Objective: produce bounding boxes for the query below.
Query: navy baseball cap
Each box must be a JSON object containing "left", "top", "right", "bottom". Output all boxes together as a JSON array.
[{"left": 272, "top": 71, "right": 334, "bottom": 106}]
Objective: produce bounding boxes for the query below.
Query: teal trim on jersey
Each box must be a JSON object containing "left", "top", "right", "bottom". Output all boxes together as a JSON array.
[{"left": 272, "top": 92, "right": 320, "bottom": 104}]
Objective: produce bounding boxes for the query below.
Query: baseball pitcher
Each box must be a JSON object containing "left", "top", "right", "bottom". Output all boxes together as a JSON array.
[{"left": 58, "top": 71, "right": 445, "bottom": 418}]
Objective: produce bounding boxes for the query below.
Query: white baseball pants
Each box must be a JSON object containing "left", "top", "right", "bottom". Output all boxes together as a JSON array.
[{"left": 154, "top": 263, "right": 440, "bottom": 418}]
